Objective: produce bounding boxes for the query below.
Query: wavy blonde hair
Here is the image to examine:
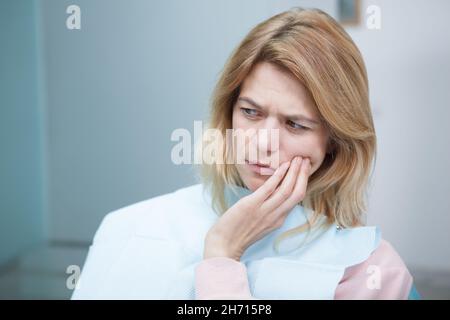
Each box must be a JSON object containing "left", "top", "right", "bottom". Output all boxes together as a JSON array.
[{"left": 196, "top": 8, "right": 377, "bottom": 248}]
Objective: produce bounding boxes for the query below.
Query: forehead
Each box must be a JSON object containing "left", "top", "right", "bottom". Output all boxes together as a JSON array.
[{"left": 239, "top": 62, "right": 319, "bottom": 118}]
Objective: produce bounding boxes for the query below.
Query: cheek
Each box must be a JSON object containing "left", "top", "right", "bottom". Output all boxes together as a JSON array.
[
  {"left": 232, "top": 108, "right": 250, "bottom": 131},
  {"left": 231, "top": 109, "right": 238, "bottom": 129},
  {"left": 282, "top": 135, "right": 328, "bottom": 171}
]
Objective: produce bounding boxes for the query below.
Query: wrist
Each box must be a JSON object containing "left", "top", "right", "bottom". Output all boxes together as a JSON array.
[
  {"left": 203, "top": 234, "right": 240, "bottom": 261},
  {"left": 203, "top": 248, "right": 239, "bottom": 261}
]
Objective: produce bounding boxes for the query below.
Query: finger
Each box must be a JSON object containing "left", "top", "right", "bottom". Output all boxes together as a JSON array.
[
  {"left": 278, "top": 157, "right": 311, "bottom": 212},
  {"left": 261, "top": 156, "right": 303, "bottom": 212},
  {"left": 249, "top": 160, "right": 290, "bottom": 203}
]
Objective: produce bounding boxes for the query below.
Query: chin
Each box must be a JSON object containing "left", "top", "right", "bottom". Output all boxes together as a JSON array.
[
  {"left": 241, "top": 174, "right": 268, "bottom": 192},
  {"left": 236, "top": 164, "right": 271, "bottom": 192}
]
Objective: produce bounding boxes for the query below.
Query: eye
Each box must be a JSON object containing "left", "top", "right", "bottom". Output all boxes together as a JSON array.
[
  {"left": 241, "top": 107, "right": 259, "bottom": 118},
  {"left": 287, "top": 120, "right": 309, "bottom": 131}
]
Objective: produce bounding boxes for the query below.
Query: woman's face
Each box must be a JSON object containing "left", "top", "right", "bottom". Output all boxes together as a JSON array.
[{"left": 232, "top": 62, "right": 330, "bottom": 191}]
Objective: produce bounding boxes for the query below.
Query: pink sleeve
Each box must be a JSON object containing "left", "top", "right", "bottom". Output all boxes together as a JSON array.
[
  {"left": 194, "top": 257, "right": 255, "bottom": 300},
  {"left": 334, "top": 239, "right": 413, "bottom": 300},
  {"left": 195, "top": 240, "right": 413, "bottom": 300}
]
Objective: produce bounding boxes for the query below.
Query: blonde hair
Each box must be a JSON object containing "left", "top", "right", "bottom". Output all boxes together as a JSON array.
[{"left": 196, "top": 8, "right": 377, "bottom": 249}]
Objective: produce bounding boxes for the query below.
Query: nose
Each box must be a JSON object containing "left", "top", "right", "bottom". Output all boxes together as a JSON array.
[
  {"left": 248, "top": 119, "right": 280, "bottom": 162},
  {"left": 256, "top": 127, "right": 279, "bottom": 155}
]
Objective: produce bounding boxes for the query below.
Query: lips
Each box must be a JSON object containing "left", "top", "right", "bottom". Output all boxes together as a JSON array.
[{"left": 245, "top": 160, "right": 276, "bottom": 176}]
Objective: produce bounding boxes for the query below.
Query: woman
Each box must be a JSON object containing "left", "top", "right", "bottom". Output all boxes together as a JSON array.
[{"left": 72, "top": 8, "right": 420, "bottom": 300}]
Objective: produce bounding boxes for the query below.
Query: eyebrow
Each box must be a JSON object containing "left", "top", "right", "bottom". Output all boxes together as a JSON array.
[{"left": 237, "top": 96, "right": 321, "bottom": 125}]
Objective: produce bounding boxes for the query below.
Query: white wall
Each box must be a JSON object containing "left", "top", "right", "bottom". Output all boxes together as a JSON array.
[{"left": 346, "top": 0, "right": 450, "bottom": 271}]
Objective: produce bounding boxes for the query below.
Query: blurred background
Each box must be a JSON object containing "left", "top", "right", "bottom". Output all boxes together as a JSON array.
[{"left": 0, "top": 0, "right": 449, "bottom": 299}]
